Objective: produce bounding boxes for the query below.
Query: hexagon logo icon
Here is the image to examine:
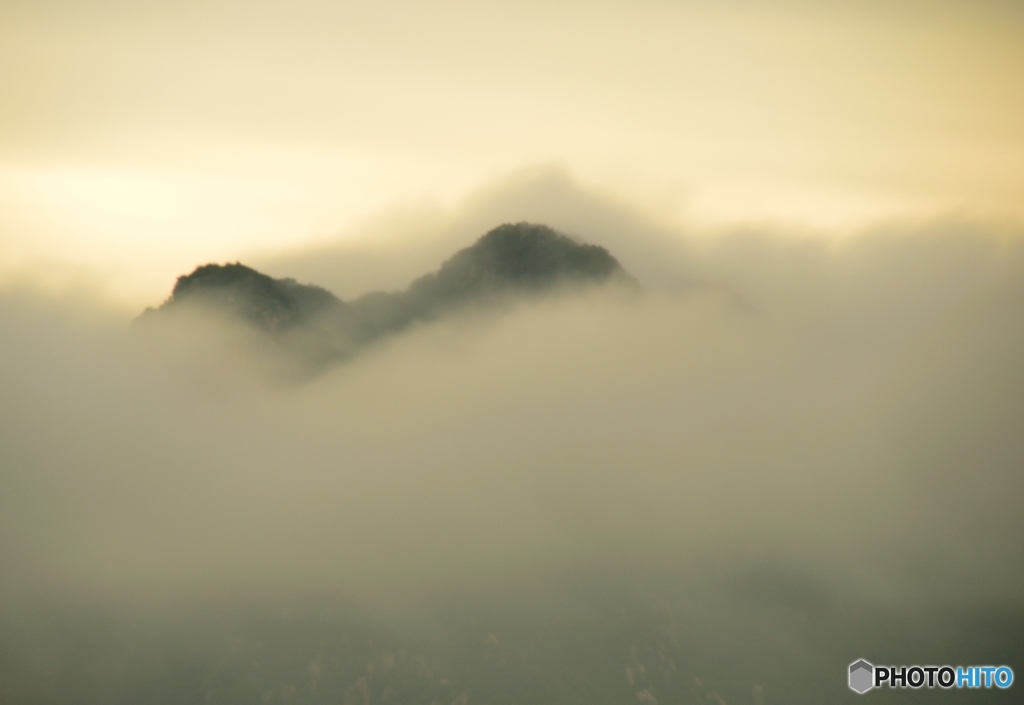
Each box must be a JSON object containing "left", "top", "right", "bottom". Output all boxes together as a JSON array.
[{"left": 849, "top": 660, "right": 874, "bottom": 694}]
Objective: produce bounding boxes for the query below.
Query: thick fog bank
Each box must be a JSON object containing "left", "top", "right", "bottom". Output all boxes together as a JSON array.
[{"left": 1, "top": 218, "right": 1022, "bottom": 703}]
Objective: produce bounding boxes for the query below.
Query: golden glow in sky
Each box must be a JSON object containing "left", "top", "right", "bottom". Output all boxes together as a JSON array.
[{"left": 1, "top": 0, "right": 1022, "bottom": 304}]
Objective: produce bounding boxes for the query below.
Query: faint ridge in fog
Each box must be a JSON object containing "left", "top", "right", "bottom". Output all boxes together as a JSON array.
[{"left": 136, "top": 222, "right": 638, "bottom": 373}]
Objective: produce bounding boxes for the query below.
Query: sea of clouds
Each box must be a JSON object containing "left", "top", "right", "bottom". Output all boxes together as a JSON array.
[{"left": 2, "top": 171, "right": 1021, "bottom": 703}]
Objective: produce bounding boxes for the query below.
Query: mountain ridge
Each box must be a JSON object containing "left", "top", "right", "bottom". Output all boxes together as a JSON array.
[{"left": 138, "top": 222, "right": 636, "bottom": 373}]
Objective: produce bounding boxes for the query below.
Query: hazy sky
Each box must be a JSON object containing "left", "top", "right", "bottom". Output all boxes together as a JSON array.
[
  {"left": 2, "top": 6, "right": 1024, "bottom": 697},
  {"left": 1, "top": 0, "right": 1022, "bottom": 304}
]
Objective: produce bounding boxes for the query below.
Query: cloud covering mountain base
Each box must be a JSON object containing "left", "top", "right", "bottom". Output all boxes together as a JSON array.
[{"left": 1, "top": 202, "right": 1022, "bottom": 703}]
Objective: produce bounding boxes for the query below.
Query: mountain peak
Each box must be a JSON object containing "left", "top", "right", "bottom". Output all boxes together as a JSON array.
[
  {"left": 139, "top": 223, "right": 635, "bottom": 374},
  {"left": 449, "top": 222, "right": 623, "bottom": 283},
  {"left": 156, "top": 262, "right": 340, "bottom": 332}
]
